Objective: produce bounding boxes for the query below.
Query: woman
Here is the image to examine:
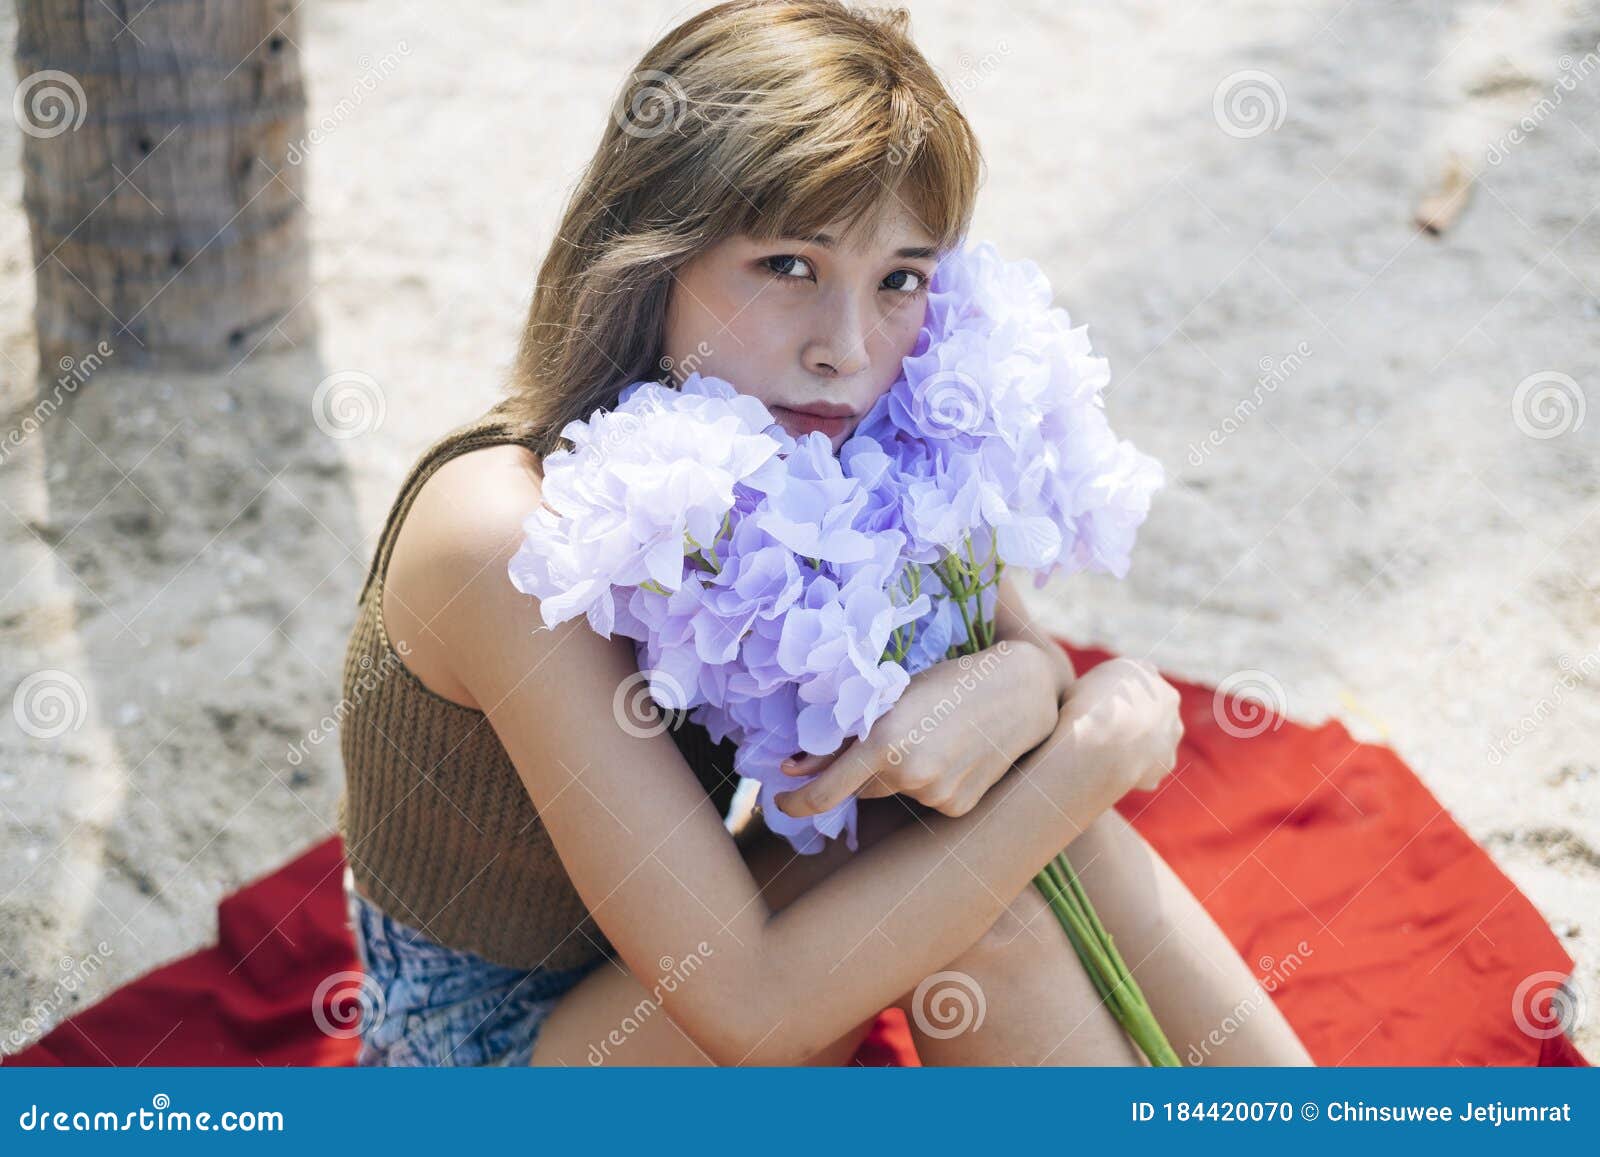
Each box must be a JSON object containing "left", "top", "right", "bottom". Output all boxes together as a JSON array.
[{"left": 336, "top": 0, "right": 1314, "bottom": 1067}]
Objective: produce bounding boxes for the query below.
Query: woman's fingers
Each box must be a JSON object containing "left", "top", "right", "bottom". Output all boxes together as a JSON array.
[
  {"left": 773, "top": 743, "right": 882, "bottom": 818},
  {"left": 910, "top": 750, "right": 1006, "bottom": 817},
  {"left": 780, "top": 736, "right": 856, "bottom": 778},
  {"left": 959, "top": 750, "right": 1016, "bottom": 810},
  {"left": 1135, "top": 736, "right": 1183, "bottom": 792},
  {"left": 776, "top": 734, "right": 1023, "bottom": 817},
  {"left": 780, "top": 749, "right": 834, "bottom": 777},
  {"left": 941, "top": 777, "right": 987, "bottom": 818},
  {"left": 854, "top": 774, "right": 896, "bottom": 799}
]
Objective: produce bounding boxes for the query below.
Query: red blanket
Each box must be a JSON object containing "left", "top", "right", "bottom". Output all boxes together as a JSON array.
[{"left": 9, "top": 642, "right": 1588, "bottom": 1068}]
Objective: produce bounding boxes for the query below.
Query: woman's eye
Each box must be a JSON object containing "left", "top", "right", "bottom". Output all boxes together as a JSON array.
[
  {"left": 761, "top": 256, "right": 927, "bottom": 295},
  {"left": 763, "top": 254, "right": 813, "bottom": 281},
  {"left": 883, "top": 268, "right": 927, "bottom": 295}
]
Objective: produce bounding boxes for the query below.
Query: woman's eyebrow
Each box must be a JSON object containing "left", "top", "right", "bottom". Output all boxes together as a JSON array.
[{"left": 783, "top": 232, "right": 939, "bottom": 260}]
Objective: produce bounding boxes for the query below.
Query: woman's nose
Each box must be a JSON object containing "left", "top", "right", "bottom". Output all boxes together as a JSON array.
[{"left": 804, "top": 290, "right": 872, "bottom": 378}]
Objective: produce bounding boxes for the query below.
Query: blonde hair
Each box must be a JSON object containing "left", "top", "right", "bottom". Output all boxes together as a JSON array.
[{"left": 505, "top": 0, "right": 984, "bottom": 456}]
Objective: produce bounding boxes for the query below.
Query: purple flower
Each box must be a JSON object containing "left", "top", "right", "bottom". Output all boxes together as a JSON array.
[
  {"left": 508, "top": 373, "right": 787, "bottom": 636},
  {"left": 850, "top": 237, "right": 1163, "bottom": 601}
]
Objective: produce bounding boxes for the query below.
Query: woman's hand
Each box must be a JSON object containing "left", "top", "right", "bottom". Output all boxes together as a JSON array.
[
  {"left": 1065, "top": 657, "right": 1184, "bottom": 794},
  {"left": 772, "top": 639, "right": 1061, "bottom": 820}
]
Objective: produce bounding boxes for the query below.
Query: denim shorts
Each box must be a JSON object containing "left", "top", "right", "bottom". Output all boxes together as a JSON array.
[{"left": 342, "top": 868, "right": 607, "bottom": 1066}]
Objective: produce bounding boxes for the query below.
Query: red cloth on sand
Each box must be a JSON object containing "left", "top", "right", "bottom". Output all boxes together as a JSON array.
[{"left": 10, "top": 642, "right": 1586, "bottom": 1068}]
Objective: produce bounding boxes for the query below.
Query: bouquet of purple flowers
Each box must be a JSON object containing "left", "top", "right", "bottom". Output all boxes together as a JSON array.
[{"left": 509, "top": 240, "right": 1180, "bottom": 1063}]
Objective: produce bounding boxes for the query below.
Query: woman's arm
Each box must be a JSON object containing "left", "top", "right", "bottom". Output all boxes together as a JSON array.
[
  {"left": 481, "top": 619, "right": 1131, "bottom": 1066},
  {"left": 417, "top": 465, "right": 1163, "bottom": 1067},
  {"left": 992, "top": 569, "right": 1077, "bottom": 705}
]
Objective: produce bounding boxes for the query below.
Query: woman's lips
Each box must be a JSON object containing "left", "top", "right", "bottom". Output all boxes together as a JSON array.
[{"left": 772, "top": 405, "right": 852, "bottom": 440}]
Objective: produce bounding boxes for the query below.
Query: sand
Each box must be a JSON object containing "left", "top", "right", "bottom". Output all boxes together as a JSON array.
[{"left": 1, "top": 0, "right": 1595, "bottom": 1059}]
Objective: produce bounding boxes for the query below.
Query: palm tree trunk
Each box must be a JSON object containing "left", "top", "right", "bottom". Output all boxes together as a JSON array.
[{"left": 14, "top": 0, "right": 311, "bottom": 371}]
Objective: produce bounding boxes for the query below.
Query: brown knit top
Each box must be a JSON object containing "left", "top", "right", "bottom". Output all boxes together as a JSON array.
[{"left": 335, "top": 401, "right": 743, "bottom": 971}]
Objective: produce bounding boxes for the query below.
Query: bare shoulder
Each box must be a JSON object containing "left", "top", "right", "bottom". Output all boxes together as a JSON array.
[
  {"left": 380, "top": 441, "right": 549, "bottom": 710},
  {"left": 396, "top": 441, "right": 545, "bottom": 567}
]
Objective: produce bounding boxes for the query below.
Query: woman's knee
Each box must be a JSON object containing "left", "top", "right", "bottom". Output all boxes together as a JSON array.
[
  {"left": 1063, "top": 809, "right": 1173, "bottom": 946},
  {"left": 965, "top": 811, "right": 1171, "bottom": 974},
  {"left": 962, "top": 876, "right": 1058, "bottom": 971}
]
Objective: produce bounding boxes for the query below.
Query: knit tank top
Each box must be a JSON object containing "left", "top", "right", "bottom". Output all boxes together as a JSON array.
[{"left": 335, "top": 400, "right": 743, "bottom": 971}]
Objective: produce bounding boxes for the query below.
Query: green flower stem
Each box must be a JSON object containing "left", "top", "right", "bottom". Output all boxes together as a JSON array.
[
  {"left": 887, "top": 566, "right": 924, "bottom": 663},
  {"left": 1040, "top": 859, "right": 1117, "bottom": 981},
  {"left": 933, "top": 556, "right": 980, "bottom": 655},
  {"left": 1058, "top": 854, "right": 1150, "bottom": 1014},
  {"left": 1032, "top": 868, "right": 1114, "bottom": 1005},
  {"left": 1035, "top": 853, "right": 1182, "bottom": 1066}
]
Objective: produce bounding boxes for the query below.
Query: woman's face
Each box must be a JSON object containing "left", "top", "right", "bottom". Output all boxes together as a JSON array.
[{"left": 661, "top": 204, "right": 939, "bottom": 450}]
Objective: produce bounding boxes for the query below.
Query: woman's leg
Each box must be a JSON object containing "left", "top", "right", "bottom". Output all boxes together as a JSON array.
[
  {"left": 742, "top": 799, "right": 1314, "bottom": 1065},
  {"left": 892, "top": 868, "right": 1142, "bottom": 1065},
  {"left": 1057, "top": 808, "right": 1315, "bottom": 1065},
  {"left": 530, "top": 796, "right": 1139, "bottom": 1066},
  {"left": 734, "top": 798, "right": 1141, "bottom": 1065}
]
